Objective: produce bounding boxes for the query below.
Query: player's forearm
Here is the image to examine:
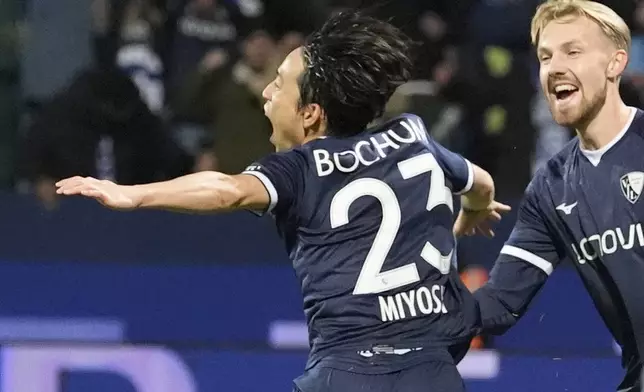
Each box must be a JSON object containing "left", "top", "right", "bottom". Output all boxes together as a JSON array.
[
  {"left": 472, "top": 285, "right": 520, "bottom": 335},
  {"left": 134, "top": 171, "right": 244, "bottom": 213},
  {"left": 461, "top": 165, "right": 494, "bottom": 210},
  {"left": 473, "top": 259, "right": 548, "bottom": 335}
]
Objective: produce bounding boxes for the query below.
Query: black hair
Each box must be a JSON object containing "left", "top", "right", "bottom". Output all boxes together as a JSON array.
[{"left": 300, "top": 12, "right": 413, "bottom": 137}]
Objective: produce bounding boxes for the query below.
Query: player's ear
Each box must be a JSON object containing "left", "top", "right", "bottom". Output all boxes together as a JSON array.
[
  {"left": 607, "top": 49, "right": 628, "bottom": 80},
  {"left": 301, "top": 103, "right": 324, "bottom": 130}
]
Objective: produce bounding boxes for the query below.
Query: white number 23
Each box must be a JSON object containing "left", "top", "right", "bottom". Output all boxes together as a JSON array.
[{"left": 330, "top": 153, "right": 454, "bottom": 295}]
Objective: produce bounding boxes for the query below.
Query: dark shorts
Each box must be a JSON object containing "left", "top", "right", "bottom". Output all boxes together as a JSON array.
[{"left": 292, "top": 360, "right": 465, "bottom": 392}]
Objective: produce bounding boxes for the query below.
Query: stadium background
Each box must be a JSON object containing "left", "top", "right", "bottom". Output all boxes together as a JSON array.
[{"left": 0, "top": 0, "right": 639, "bottom": 391}]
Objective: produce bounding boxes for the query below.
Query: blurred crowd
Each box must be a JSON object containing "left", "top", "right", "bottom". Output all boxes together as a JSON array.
[{"left": 1, "top": 0, "right": 644, "bottom": 208}]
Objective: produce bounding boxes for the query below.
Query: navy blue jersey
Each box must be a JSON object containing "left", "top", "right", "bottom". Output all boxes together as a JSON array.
[
  {"left": 474, "top": 107, "right": 644, "bottom": 391},
  {"left": 243, "top": 114, "right": 478, "bottom": 372}
]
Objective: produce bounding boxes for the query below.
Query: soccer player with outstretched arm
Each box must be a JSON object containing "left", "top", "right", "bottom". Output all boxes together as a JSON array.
[{"left": 56, "top": 12, "right": 509, "bottom": 392}]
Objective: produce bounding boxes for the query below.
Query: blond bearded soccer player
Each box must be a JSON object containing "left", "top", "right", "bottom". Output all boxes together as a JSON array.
[
  {"left": 56, "top": 12, "right": 509, "bottom": 392},
  {"left": 473, "top": 1, "right": 644, "bottom": 390}
]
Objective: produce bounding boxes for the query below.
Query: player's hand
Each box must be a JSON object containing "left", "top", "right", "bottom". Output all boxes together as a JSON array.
[
  {"left": 453, "top": 201, "right": 511, "bottom": 238},
  {"left": 55, "top": 176, "right": 141, "bottom": 210}
]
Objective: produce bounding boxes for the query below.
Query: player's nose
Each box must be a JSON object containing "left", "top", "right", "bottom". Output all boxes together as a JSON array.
[
  {"left": 547, "top": 54, "right": 569, "bottom": 76},
  {"left": 262, "top": 83, "right": 273, "bottom": 101}
]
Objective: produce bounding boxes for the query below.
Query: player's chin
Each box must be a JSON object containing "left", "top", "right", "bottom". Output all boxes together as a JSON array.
[
  {"left": 550, "top": 102, "right": 582, "bottom": 127},
  {"left": 268, "top": 132, "right": 279, "bottom": 151},
  {"left": 552, "top": 112, "right": 582, "bottom": 128}
]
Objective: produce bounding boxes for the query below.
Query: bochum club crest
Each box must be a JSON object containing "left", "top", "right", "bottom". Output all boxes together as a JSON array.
[{"left": 620, "top": 171, "right": 644, "bottom": 204}]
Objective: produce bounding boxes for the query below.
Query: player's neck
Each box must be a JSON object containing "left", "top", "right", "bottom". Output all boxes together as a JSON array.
[
  {"left": 576, "top": 95, "right": 631, "bottom": 151},
  {"left": 302, "top": 124, "right": 328, "bottom": 144}
]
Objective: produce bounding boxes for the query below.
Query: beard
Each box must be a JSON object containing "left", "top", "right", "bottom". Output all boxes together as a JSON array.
[{"left": 549, "top": 83, "right": 607, "bottom": 129}]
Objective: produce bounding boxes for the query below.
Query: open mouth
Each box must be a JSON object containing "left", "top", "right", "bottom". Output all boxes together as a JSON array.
[{"left": 553, "top": 84, "right": 579, "bottom": 102}]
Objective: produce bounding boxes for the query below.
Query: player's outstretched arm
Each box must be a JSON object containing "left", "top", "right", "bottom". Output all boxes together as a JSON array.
[
  {"left": 473, "top": 179, "right": 562, "bottom": 334},
  {"left": 473, "top": 256, "right": 550, "bottom": 335},
  {"left": 453, "top": 164, "right": 511, "bottom": 238},
  {"left": 55, "top": 172, "right": 269, "bottom": 213}
]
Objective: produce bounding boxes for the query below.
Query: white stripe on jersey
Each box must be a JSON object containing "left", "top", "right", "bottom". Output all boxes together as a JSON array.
[
  {"left": 454, "top": 159, "right": 474, "bottom": 195},
  {"left": 501, "top": 245, "right": 554, "bottom": 275},
  {"left": 243, "top": 171, "right": 278, "bottom": 214}
]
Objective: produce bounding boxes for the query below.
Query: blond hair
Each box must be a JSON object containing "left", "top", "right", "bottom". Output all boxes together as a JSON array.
[{"left": 531, "top": 0, "right": 630, "bottom": 52}]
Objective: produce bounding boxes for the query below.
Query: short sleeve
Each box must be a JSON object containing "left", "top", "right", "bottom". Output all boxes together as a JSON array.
[
  {"left": 430, "top": 140, "right": 474, "bottom": 195},
  {"left": 242, "top": 150, "right": 305, "bottom": 216},
  {"left": 402, "top": 113, "right": 473, "bottom": 194}
]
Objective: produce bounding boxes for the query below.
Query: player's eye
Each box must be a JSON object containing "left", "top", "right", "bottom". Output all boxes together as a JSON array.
[
  {"left": 568, "top": 50, "right": 581, "bottom": 57},
  {"left": 273, "top": 75, "right": 283, "bottom": 88},
  {"left": 539, "top": 55, "right": 551, "bottom": 64}
]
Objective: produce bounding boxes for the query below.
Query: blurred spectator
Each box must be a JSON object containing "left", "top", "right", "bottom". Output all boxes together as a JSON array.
[
  {"left": 413, "top": 0, "right": 472, "bottom": 80},
  {"left": 167, "top": 0, "right": 235, "bottom": 96},
  {"left": 455, "top": 0, "right": 541, "bottom": 197},
  {"left": 175, "top": 29, "right": 278, "bottom": 174},
  {"left": 465, "top": 0, "right": 541, "bottom": 50},
  {"left": 19, "top": 68, "right": 194, "bottom": 209},
  {"left": 165, "top": 0, "right": 265, "bottom": 97},
  {"left": 93, "top": 0, "right": 167, "bottom": 67},
  {"left": 16, "top": 0, "right": 641, "bottom": 203},
  {"left": 116, "top": 0, "right": 166, "bottom": 113},
  {"left": 445, "top": 45, "right": 536, "bottom": 199}
]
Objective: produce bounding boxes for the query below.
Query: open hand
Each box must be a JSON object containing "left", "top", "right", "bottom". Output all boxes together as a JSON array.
[
  {"left": 55, "top": 176, "right": 141, "bottom": 210},
  {"left": 453, "top": 201, "right": 512, "bottom": 238}
]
